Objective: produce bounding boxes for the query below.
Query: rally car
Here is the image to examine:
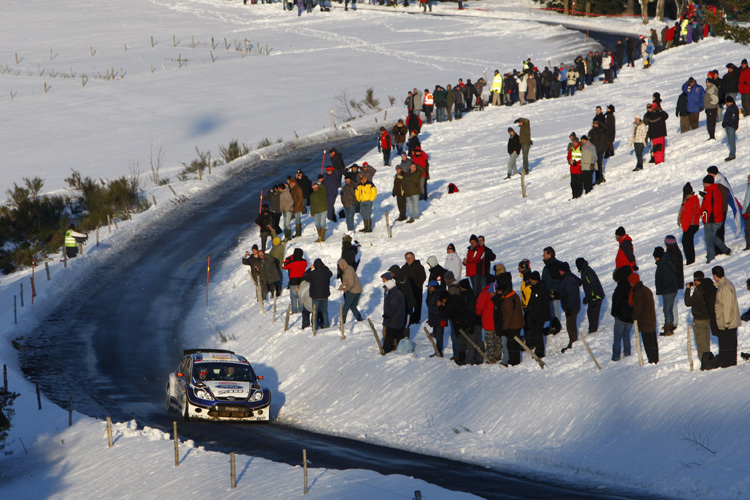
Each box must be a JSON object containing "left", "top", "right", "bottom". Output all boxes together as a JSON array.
[{"left": 166, "top": 349, "right": 271, "bottom": 422}]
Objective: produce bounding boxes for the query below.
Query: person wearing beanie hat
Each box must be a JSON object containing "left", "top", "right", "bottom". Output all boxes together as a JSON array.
[
  {"left": 679, "top": 182, "right": 701, "bottom": 265},
  {"left": 664, "top": 235, "right": 684, "bottom": 293},
  {"left": 507, "top": 126, "right": 521, "bottom": 179},
  {"left": 444, "top": 243, "right": 462, "bottom": 281},
  {"left": 615, "top": 227, "right": 637, "bottom": 271},
  {"left": 558, "top": 261, "right": 582, "bottom": 353},
  {"left": 722, "top": 91, "right": 739, "bottom": 161},
  {"left": 425, "top": 255, "right": 447, "bottom": 291},
  {"left": 464, "top": 235, "right": 485, "bottom": 296},
  {"left": 575, "top": 257, "right": 605, "bottom": 333},
  {"left": 643, "top": 99, "right": 668, "bottom": 164},
  {"left": 629, "top": 273, "right": 659, "bottom": 363},
  {"left": 705, "top": 76, "right": 720, "bottom": 140},
  {"left": 629, "top": 113, "right": 648, "bottom": 171},
  {"left": 425, "top": 282, "right": 446, "bottom": 356},
  {"left": 422, "top": 88, "right": 434, "bottom": 124},
  {"left": 701, "top": 174, "right": 731, "bottom": 263},
  {"left": 258, "top": 248, "right": 282, "bottom": 302},
  {"left": 587, "top": 117, "right": 607, "bottom": 184},
  {"left": 653, "top": 246, "right": 678, "bottom": 335},
  {"left": 568, "top": 134, "right": 583, "bottom": 199},
  {"left": 493, "top": 274, "right": 524, "bottom": 366},
  {"left": 476, "top": 275, "right": 500, "bottom": 363},
  {"left": 355, "top": 172, "right": 377, "bottom": 233},
  {"left": 477, "top": 236, "right": 496, "bottom": 278},
  {"left": 381, "top": 270, "right": 406, "bottom": 354},
  {"left": 684, "top": 270, "right": 715, "bottom": 363}
]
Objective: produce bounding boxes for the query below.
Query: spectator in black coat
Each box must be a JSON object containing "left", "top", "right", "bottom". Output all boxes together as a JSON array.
[
  {"left": 478, "top": 236, "right": 496, "bottom": 278},
  {"left": 426, "top": 284, "right": 446, "bottom": 356},
  {"left": 653, "top": 247, "right": 678, "bottom": 335},
  {"left": 542, "top": 246, "right": 562, "bottom": 334},
  {"left": 254, "top": 205, "right": 274, "bottom": 251},
  {"left": 525, "top": 271, "right": 550, "bottom": 358},
  {"left": 506, "top": 128, "right": 521, "bottom": 179},
  {"left": 426, "top": 255, "right": 447, "bottom": 290},
  {"left": 381, "top": 272, "right": 406, "bottom": 353},
  {"left": 304, "top": 258, "right": 332, "bottom": 328},
  {"left": 295, "top": 170, "right": 312, "bottom": 207},
  {"left": 684, "top": 270, "right": 716, "bottom": 363},
  {"left": 328, "top": 148, "right": 345, "bottom": 177},
  {"left": 604, "top": 104, "right": 616, "bottom": 157},
  {"left": 388, "top": 264, "right": 416, "bottom": 325},
  {"left": 610, "top": 266, "right": 633, "bottom": 361},
  {"left": 559, "top": 261, "right": 582, "bottom": 353},
  {"left": 575, "top": 257, "right": 605, "bottom": 334},
  {"left": 587, "top": 120, "right": 608, "bottom": 184},
  {"left": 402, "top": 252, "right": 427, "bottom": 325}
]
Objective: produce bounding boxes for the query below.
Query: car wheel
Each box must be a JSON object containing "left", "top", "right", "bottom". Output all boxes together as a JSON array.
[{"left": 181, "top": 395, "right": 191, "bottom": 422}]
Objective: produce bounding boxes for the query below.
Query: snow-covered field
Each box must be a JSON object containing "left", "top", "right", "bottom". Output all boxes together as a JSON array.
[{"left": 2, "top": 0, "right": 750, "bottom": 499}]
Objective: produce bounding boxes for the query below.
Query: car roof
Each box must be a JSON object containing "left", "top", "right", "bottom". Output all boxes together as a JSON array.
[{"left": 185, "top": 349, "right": 249, "bottom": 365}]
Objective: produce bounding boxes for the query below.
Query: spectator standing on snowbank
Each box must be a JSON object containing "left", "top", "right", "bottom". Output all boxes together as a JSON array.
[
  {"left": 705, "top": 77, "right": 720, "bottom": 140},
  {"left": 610, "top": 266, "right": 634, "bottom": 361},
  {"left": 653, "top": 246, "right": 678, "bottom": 336},
  {"left": 381, "top": 272, "right": 406, "bottom": 354},
  {"left": 684, "top": 270, "right": 715, "bottom": 363},
  {"left": 701, "top": 175, "right": 731, "bottom": 264},
  {"left": 576, "top": 258, "right": 604, "bottom": 334},
  {"left": 514, "top": 118, "right": 532, "bottom": 174},
  {"left": 628, "top": 114, "right": 648, "bottom": 171},
  {"left": 355, "top": 174, "right": 377, "bottom": 233},
  {"left": 643, "top": 103, "right": 668, "bottom": 165},
  {"left": 722, "top": 95, "right": 739, "bottom": 162},
  {"left": 338, "top": 259, "right": 364, "bottom": 323},
  {"left": 506, "top": 127, "right": 521, "bottom": 179},
  {"left": 681, "top": 77, "right": 705, "bottom": 132},
  {"left": 64, "top": 223, "right": 87, "bottom": 259},
  {"left": 615, "top": 226, "right": 637, "bottom": 271},
  {"left": 678, "top": 182, "right": 701, "bottom": 265},
  {"left": 559, "top": 262, "right": 582, "bottom": 354},
  {"left": 713, "top": 266, "right": 741, "bottom": 367},
  {"left": 444, "top": 243, "right": 462, "bottom": 280},
  {"left": 743, "top": 175, "right": 750, "bottom": 251},
  {"left": 629, "top": 273, "right": 659, "bottom": 364}
]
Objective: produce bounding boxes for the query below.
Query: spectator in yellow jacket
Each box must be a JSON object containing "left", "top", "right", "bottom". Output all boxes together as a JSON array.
[{"left": 355, "top": 174, "right": 377, "bottom": 233}]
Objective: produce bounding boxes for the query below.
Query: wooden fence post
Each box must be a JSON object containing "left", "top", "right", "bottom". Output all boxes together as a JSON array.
[
  {"left": 173, "top": 421, "right": 179, "bottom": 467},
  {"left": 423, "top": 327, "right": 441, "bottom": 357},
  {"left": 68, "top": 393, "right": 73, "bottom": 426},
  {"left": 96, "top": 226, "right": 100, "bottom": 247},
  {"left": 36, "top": 383, "right": 42, "bottom": 409},
  {"left": 521, "top": 170, "right": 527, "bottom": 198},
  {"left": 168, "top": 184, "right": 177, "bottom": 196},
  {"left": 312, "top": 309, "right": 317, "bottom": 336},
  {"left": 634, "top": 320, "right": 644, "bottom": 366},
  {"left": 107, "top": 214, "right": 111, "bottom": 234},
  {"left": 385, "top": 211, "right": 392, "bottom": 238},
  {"left": 272, "top": 291, "right": 277, "bottom": 322},
  {"left": 4, "top": 365, "right": 7, "bottom": 392},
  {"left": 106, "top": 417, "right": 113, "bottom": 447},
  {"left": 303, "top": 449, "right": 308, "bottom": 494},
  {"left": 367, "top": 318, "right": 385, "bottom": 355},
  {"left": 63, "top": 247, "right": 67, "bottom": 268},
  {"left": 514, "top": 335, "right": 546, "bottom": 369},
  {"left": 578, "top": 332, "right": 601, "bottom": 370},
  {"left": 284, "top": 304, "right": 291, "bottom": 331},
  {"left": 45, "top": 262, "right": 50, "bottom": 280},
  {"left": 30, "top": 276, "right": 36, "bottom": 302},
  {"left": 20, "top": 283, "right": 23, "bottom": 307},
  {"left": 13, "top": 296, "right": 17, "bottom": 324},
  {"left": 687, "top": 324, "right": 694, "bottom": 372},
  {"left": 230, "top": 452, "right": 236, "bottom": 488}
]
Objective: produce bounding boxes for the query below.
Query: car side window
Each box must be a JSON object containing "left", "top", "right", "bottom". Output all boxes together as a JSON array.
[{"left": 179, "top": 357, "right": 190, "bottom": 376}]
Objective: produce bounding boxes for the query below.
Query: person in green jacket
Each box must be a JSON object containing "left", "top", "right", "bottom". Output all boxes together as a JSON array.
[
  {"left": 402, "top": 163, "right": 424, "bottom": 223},
  {"left": 309, "top": 182, "right": 329, "bottom": 242}
]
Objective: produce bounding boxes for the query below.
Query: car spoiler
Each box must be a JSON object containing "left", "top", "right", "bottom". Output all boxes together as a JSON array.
[{"left": 183, "top": 348, "right": 236, "bottom": 356}]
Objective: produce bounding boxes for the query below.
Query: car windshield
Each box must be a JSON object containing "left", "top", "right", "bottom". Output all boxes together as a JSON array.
[{"left": 193, "top": 362, "right": 256, "bottom": 382}]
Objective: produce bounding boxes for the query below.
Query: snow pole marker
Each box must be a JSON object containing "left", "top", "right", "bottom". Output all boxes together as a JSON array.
[
  {"left": 230, "top": 452, "right": 236, "bottom": 489},
  {"left": 259, "top": 190, "right": 264, "bottom": 213},
  {"left": 367, "top": 318, "right": 385, "bottom": 355},
  {"left": 385, "top": 211, "right": 391, "bottom": 238},
  {"left": 206, "top": 256, "right": 210, "bottom": 306},
  {"left": 634, "top": 320, "right": 644, "bottom": 366},
  {"left": 173, "top": 421, "right": 179, "bottom": 467},
  {"left": 521, "top": 170, "right": 527, "bottom": 198},
  {"left": 312, "top": 308, "right": 317, "bottom": 336},
  {"left": 687, "top": 324, "right": 694, "bottom": 371},
  {"left": 423, "top": 327, "right": 441, "bottom": 357},
  {"left": 514, "top": 335, "right": 545, "bottom": 369},
  {"left": 320, "top": 149, "right": 327, "bottom": 175},
  {"left": 578, "top": 332, "right": 601, "bottom": 370},
  {"left": 303, "top": 449, "right": 308, "bottom": 494},
  {"left": 106, "top": 417, "right": 113, "bottom": 447},
  {"left": 272, "top": 291, "right": 277, "bottom": 322},
  {"left": 45, "top": 262, "right": 50, "bottom": 281}
]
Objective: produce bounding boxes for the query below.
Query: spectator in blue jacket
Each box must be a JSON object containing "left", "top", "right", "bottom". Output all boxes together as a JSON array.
[
  {"left": 722, "top": 95, "right": 739, "bottom": 161},
  {"left": 682, "top": 77, "right": 705, "bottom": 131}
]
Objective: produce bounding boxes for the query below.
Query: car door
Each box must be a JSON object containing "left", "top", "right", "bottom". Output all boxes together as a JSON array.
[{"left": 175, "top": 356, "right": 191, "bottom": 403}]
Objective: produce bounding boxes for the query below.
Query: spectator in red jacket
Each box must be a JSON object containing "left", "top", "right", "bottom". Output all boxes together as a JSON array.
[
  {"left": 463, "top": 234, "right": 485, "bottom": 296},
  {"left": 476, "top": 282, "right": 500, "bottom": 362},
  {"left": 410, "top": 147, "right": 430, "bottom": 200},
  {"left": 738, "top": 58, "right": 750, "bottom": 116},
  {"left": 615, "top": 226, "right": 637, "bottom": 271},
  {"left": 678, "top": 182, "right": 702, "bottom": 265},
  {"left": 283, "top": 248, "right": 308, "bottom": 314},
  {"left": 701, "top": 175, "right": 731, "bottom": 263},
  {"left": 378, "top": 127, "right": 393, "bottom": 166}
]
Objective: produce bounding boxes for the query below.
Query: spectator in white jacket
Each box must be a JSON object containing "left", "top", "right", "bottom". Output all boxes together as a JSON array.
[
  {"left": 444, "top": 243, "right": 463, "bottom": 280},
  {"left": 515, "top": 72, "right": 528, "bottom": 105},
  {"left": 628, "top": 114, "right": 648, "bottom": 171}
]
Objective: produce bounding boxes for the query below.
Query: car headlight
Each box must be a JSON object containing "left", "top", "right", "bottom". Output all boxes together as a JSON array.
[
  {"left": 250, "top": 391, "right": 264, "bottom": 402},
  {"left": 194, "top": 388, "right": 214, "bottom": 401}
]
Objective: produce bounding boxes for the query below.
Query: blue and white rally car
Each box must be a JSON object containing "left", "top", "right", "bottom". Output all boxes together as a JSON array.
[{"left": 166, "top": 349, "right": 271, "bottom": 422}]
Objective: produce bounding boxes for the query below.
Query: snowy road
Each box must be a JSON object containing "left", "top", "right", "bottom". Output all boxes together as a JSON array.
[{"left": 19, "top": 133, "right": 665, "bottom": 499}]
